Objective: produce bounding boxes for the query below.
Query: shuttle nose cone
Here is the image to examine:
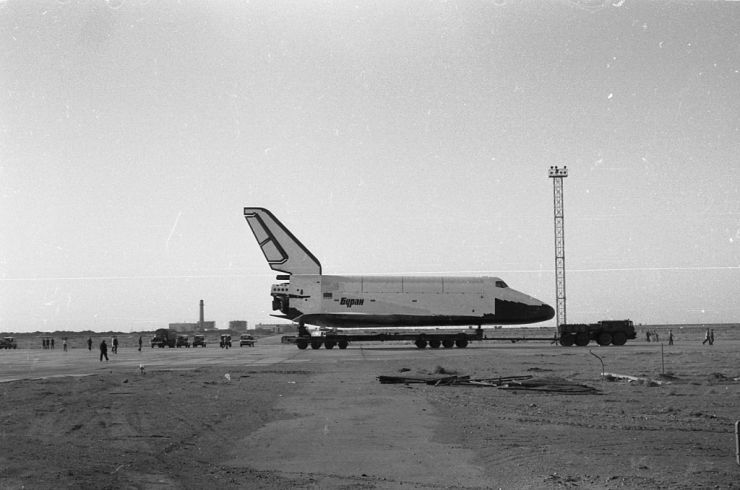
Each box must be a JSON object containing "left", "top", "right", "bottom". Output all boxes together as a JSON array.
[
  {"left": 494, "top": 299, "right": 556, "bottom": 324},
  {"left": 539, "top": 304, "right": 555, "bottom": 322}
]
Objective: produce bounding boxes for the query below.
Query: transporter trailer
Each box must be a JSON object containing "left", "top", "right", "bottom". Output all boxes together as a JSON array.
[
  {"left": 284, "top": 329, "right": 483, "bottom": 350},
  {"left": 281, "top": 327, "right": 557, "bottom": 350}
]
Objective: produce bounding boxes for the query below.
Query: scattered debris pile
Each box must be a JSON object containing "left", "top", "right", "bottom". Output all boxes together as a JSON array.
[
  {"left": 500, "top": 376, "right": 600, "bottom": 394},
  {"left": 378, "top": 373, "right": 599, "bottom": 394},
  {"left": 603, "top": 372, "right": 669, "bottom": 386}
]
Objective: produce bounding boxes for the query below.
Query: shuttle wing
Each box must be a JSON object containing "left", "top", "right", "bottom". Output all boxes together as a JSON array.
[{"left": 243, "top": 208, "right": 322, "bottom": 275}]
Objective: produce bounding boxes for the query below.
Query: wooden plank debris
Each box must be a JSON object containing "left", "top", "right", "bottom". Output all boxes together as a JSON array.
[{"left": 378, "top": 374, "right": 599, "bottom": 394}]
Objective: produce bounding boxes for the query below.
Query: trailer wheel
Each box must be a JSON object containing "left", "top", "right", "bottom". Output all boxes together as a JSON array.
[
  {"left": 442, "top": 339, "right": 455, "bottom": 348},
  {"left": 597, "top": 332, "right": 612, "bottom": 346},
  {"left": 310, "top": 339, "right": 323, "bottom": 350},
  {"left": 415, "top": 339, "right": 427, "bottom": 349},
  {"left": 559, "top": 335, "right": 575, "bottom": 347},
  {"left": 324, "top": 341, "right": 336, "bottom": 349},
  {"left": 575, "top": 333, "right": 590, "bottom": 346},
  {"left": 296, "top": 339, "right": 309, "bottom": 350},
  {"left": 429, "top": 339, "right": 441, "bottom": 349},
  {"left": 338, "top": 340, "right": 348, "bottom": 349},
  {"left": 612, "top": 332, "right": 627, "bottom": 346},
  {"left": 455, "top": 339, "right": 468, "bottom": 348}
]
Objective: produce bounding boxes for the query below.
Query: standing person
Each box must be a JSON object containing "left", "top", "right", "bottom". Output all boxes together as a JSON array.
[
  {"left": 100, "top": 339, "right": 109, "bottom": 362},
  {"left": 138, "top": 336, "right": 142, "bottom": 352},
  {"left": 87, "top": 337, "right": 92, "bottom": 351},
  {"left": 112, "top": 336, "right": 119, "bottom": 354},
  {"left": 63, "top": 338, "right": 68, "bottom": 352},
  {"left": 702, "top": 328, "right": 711, "bottom": 345},
  {"left": 51, "top": 338, "right": 55, "bottom": 349},
  {"left": 646, "top": 331, "right": 651, "bottom": 342},
  {"left": 709, "top": 329, "right": 715, "bottom": 345},
  {"left": 668, "top": 330, "right": 674, "bottom": 346}
]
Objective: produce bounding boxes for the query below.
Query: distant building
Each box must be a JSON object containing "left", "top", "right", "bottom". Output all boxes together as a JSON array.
[
  {"left": 169, "top": 323, "right": 197, "bottom": 332},
  {"left": 229, "top": 320, "right": 248, "bottom": 331},
  {"left": 201, "top": 321, "right": 216, "bottom": 331},
  {"left": 169, "top": 321, "right": 215, "bottom": 332},
  {"left": 255, "top": 323, "right": 297, "bottom": 334}
]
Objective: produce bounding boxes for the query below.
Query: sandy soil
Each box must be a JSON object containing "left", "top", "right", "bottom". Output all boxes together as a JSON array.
[{"left": 1, "top": 328, "right": 739, "bottom": 489}]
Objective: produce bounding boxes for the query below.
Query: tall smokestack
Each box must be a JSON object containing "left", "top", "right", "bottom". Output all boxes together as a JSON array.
[{"left": 199, "top": 299, "right": 204, "bottom": 329}]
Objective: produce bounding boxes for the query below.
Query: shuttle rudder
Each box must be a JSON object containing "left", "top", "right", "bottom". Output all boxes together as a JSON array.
[{"left": 243, "top": 207, "right": 322, "bottom": 275}]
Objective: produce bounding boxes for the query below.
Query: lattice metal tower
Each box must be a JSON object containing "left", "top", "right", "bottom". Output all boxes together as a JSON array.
[{"left": 548, "top": 166, "right": 568, "bottom": 327}]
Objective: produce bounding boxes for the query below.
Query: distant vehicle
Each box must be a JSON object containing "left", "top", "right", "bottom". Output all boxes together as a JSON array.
[
  {"left": 151, "top": 328, "right": 177, "bottom": 348},
  {"left": 219, "top": 334, "right": 232, "bottom": 349},
  {"left": 558, "top": 319, "right": 637, "bottom": 347},
  {"left": 175, "top": 335, "right": 190, "bottom": 348},
  {"left": 0, "top": 337, "right": 17, "bottom": 349},
  {"left": 239, "top": 334, "right": 255, "bottom": 347},
  {"left": 243, "top": 207, "right": 554, "bottom": 350},
  {"left": 192, "top": 334, "right": 206, "bottom": 348}
]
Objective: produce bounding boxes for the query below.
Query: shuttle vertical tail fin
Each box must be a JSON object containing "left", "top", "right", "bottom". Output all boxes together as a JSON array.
[{"left": 243, "top": 207, "right": 322, "bottom": 275}]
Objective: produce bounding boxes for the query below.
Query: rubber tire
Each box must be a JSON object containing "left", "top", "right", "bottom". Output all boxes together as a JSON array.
[
  {"left": 559, "top": 335, "right": 575, "bottom": 346},
  {"left": 310, "top": 339, "right": 322, "bottom": 350},
  {"left": 455, "top": 339, "right": 469, "bottom": 348},
  {"left": 575, "top": 333, "right": 590, "bottom": 347},
  {"left": 597, "top": 332, "right": 612, "bottom": 346},
  {"left": 429, "top": 339, "right": 441, "bottom": 349},
  {"left": 324, "top": 341, "right": 336, "bottom": 349},
  {"left": 612, "top": 332, "right": 627, "bottom": 346},
  {"left": 442, "top": 339, "right": 455, "bottom": 349},
  {"left": 296, "top": 339, "right": 309, "bottom": 350},
  {"left": 415, "top": 339, "right": 427, "bottom": 349},
  {"left": 338, "top": 340, "right": 348, "bottom": 349}
]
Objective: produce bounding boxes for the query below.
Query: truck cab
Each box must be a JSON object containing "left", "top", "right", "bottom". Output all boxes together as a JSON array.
[
  {"left": 192, "top": 334, "right": 206, "bottom": 347},
  {"left": 151, "top": 329, "right": 177, "bottom": 348},
  {"left": 175, "top": 335, "right": 190, "bottom": 348},
  {"left": 0, "top": 337, "right": 17, "bottom": 349}
]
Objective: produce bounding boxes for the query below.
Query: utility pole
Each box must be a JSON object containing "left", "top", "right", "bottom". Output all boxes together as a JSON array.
[{"left": 548, "top": 166, "right": 568, "bottom": 327}]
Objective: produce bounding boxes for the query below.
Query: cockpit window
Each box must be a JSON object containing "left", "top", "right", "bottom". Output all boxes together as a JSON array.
[{"left": 495, "top": 280, "right": 508, "bottom": 288}]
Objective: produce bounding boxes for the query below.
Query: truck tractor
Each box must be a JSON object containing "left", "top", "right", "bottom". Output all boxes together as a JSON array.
[
  {"left": 151, "top": 329, "right": 178, "bottom": 348},
  {"left": 0, "top": 337, "right": 17, "bottom": 349},
  {"left": 558, "top": 319, "right": 637, "bottom": 347}
]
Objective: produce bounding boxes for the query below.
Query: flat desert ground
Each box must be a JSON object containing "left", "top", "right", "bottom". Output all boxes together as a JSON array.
[{"left": 1, "top": 327, "right": 739, "bottom": 489}]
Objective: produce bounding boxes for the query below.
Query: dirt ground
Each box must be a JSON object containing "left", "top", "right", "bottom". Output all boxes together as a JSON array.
[{"left": 1, "top": 326, "right": 739, "bottom": 489}]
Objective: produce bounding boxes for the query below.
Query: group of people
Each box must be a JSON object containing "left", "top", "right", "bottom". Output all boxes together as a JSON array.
[
  {"left": 95, "top": 337, "right": 118, "bottom": 361},
  {"left": 97, "top": 335, "right": 144, "bottom": 361},
  {"left": 643, "top": 328, "right": 717, "bottom": 346},
  {"left": 41, "top": 337, "right": 70, "bottom": 350}
]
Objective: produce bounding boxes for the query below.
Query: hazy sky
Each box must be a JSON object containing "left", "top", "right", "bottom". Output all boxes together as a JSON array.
[{"left": 1, "top": 0, "right": 739, "bottom": 333}]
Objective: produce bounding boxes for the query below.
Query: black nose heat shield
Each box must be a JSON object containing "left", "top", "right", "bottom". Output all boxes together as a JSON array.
[{"left": 494, "top": 299, "right": 555, "bottom": 324}]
